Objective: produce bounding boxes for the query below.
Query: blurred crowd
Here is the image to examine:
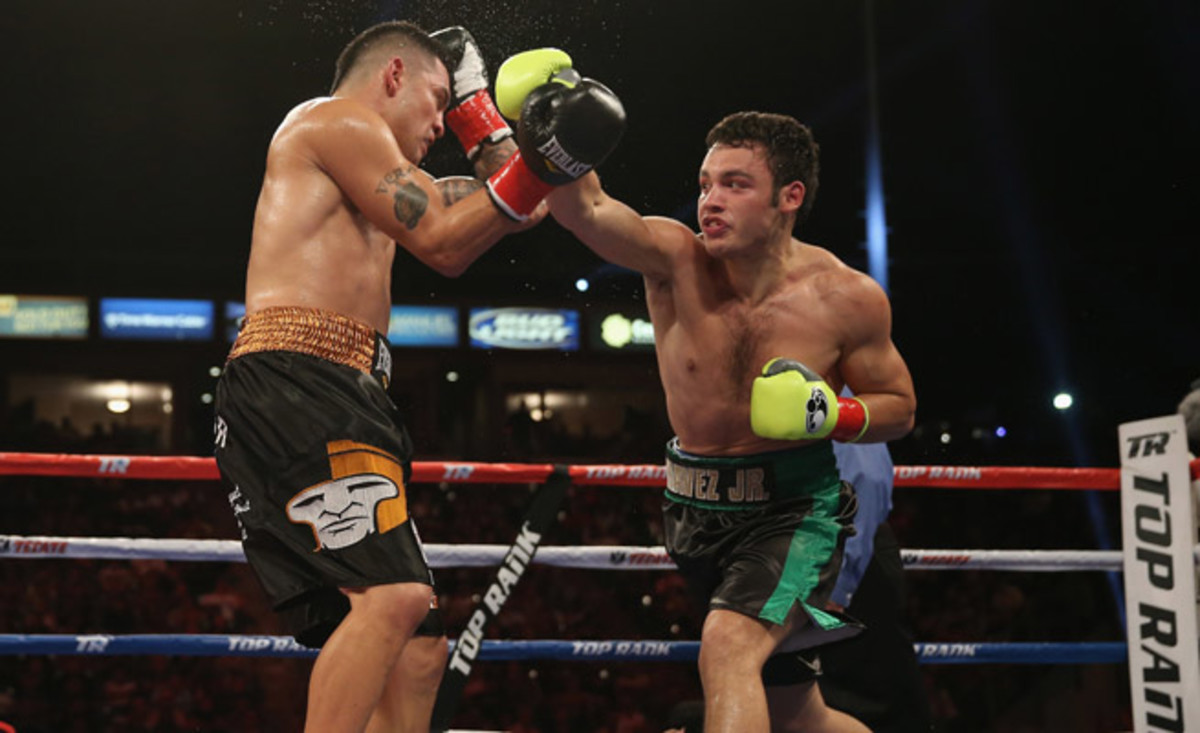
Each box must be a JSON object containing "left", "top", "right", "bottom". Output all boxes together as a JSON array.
[{"left": 0, "top": 405, "right": 1135, "bottom": 732}]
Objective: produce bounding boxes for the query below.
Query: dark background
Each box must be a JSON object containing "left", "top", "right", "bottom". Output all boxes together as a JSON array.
[
  {"left": 1, "top": 1, "right": 1198, "bottom": 730},
  {"left": 3, "top": 0, "right": 1198, "bottom": 467}
]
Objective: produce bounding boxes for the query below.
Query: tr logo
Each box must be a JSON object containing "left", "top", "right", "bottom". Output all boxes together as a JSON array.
[
  {"left": 1126, "top": 431, "right": 1170, "bottom": 458},
  {"left": 213, "top": 416, "right": 229, "bottom": 450},
  {"left": 442, "top": 465, "right": 475, "bottom": 481},
  {"left": 98, "top": 457, "right": 130, "bottom": 474},
  {"left": 76, "top": 635, "right": 113, "bottom": 653}
]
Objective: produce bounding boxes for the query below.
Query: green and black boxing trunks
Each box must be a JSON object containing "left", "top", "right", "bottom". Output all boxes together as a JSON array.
[
  {"left": 662, "top": 437, "right": 862, "bottom": 684},
  {"left": 214, "top": 306, "right": 441, "bottom": 647}
]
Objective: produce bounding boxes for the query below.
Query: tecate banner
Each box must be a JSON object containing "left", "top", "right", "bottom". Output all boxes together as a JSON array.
[{"left": 468, "top": 308, "right": 579, "bottom": 351}]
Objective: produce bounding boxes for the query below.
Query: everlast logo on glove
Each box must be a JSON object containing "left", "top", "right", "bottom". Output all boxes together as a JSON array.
[{"left": 536, "top": 135, "right": 590, "bottom": 179}]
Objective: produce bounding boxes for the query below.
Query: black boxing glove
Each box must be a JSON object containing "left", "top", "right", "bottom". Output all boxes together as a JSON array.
[
  {"left": 515, "top": 79, "right": 626, "bottom": 185},
  {"left": 485, "top": 79, "right": 626, "bottom": 220},
  {"left": 430, "top": 26, "right": 512, "bottom": 160}
]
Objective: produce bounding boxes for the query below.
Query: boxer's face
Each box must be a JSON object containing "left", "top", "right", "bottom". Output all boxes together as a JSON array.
[
  {"left": 394, "top": 56, "right": 449, "bottom": 163},
  {"left": 697, "top": 143, "right": 801, "bottom": 257}
]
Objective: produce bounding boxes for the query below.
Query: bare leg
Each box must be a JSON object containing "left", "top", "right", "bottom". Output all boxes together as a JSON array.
[
  {"left": 365, "top": 634, "right": 448, "bottom": 733},
  {"left": 767, "top": 682, "right": 871, "bottom": 733},
  {"left": 304, "top": 583, "right": 432, "bottom": 733},
  {"left": 699, "top": 609, "right": 781, "bottom": 733},
  {"left": 700, "top": 608, "right": 870, "bottom": 733}
]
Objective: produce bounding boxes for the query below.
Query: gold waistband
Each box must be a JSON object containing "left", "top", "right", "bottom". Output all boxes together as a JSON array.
[{"left": 228, "top": 306, "right": 382, "bottom": 378}]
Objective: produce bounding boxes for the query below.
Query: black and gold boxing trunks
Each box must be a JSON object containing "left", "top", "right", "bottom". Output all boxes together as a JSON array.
[{"left": 213, "top": 306, "right": 441, "bottom": 647}]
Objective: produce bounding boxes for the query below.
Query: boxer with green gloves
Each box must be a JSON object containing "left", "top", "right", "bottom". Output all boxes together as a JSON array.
[{"left": 545, "top": 109, "right": 916, "bottom": 732}]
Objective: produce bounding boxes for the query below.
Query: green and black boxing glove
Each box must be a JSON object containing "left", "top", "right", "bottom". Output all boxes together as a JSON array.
[
  {"left": 750, "top": 358, "right": 870, "bottom": 442},
  {"left": 494, "top": 48, "right": 580, "bottom": 120}
]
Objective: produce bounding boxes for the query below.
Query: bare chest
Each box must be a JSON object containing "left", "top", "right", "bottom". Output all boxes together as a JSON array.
[{"left": 661, "top": 296, "right": 837, "bottom": 395}]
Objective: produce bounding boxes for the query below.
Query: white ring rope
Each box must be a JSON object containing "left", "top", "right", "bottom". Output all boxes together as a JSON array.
[{"left": 6, "top": 534, "right": 1197, "bottom": 571}]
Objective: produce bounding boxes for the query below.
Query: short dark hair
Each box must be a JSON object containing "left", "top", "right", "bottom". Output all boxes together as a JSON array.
[
  {"left": 705, "top": 111, "right": 821, "bottom": 226},
  {"left": 330, "top": 21, "right": 448, "bottom": 94}
]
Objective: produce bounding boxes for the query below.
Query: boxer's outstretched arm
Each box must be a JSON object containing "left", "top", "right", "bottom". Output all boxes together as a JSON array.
[{"left": 547, "top": 172, "right": 688, "bottom": 280}]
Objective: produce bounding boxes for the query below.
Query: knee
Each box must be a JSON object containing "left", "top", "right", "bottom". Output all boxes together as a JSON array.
[
  {"left": 344, "top": 583, "right": 433, "bottom": 640},
  {"left": 699, "top": 615, "right": 764, "bottom": 679}
]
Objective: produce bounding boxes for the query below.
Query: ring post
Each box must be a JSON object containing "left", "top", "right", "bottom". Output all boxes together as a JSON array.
[{"left": 1118, "top": 415, "right": 1200, "bottom": 732}]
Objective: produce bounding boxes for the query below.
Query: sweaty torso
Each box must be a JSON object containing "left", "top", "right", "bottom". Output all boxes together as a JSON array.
[
  {"left": 646, "top": 234, "right": 847, "bottom": 456},
  {"left": 245, "top": 99, "right": 394, "bottom": 333}
]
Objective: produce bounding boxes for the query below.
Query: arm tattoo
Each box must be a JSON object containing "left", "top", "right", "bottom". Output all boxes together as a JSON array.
[
  {"left": 375, "top": 165, "right": 428, "bottom": 230},
  {"left": 436, "top": 177, "right": 484, "bottom": 207},
  {"left": 473, "top": 138, "right": 518, "bottom": 179}
]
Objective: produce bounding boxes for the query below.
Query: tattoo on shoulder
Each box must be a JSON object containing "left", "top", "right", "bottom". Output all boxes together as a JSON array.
[
  {"left": 436, "top": 177, "right": 484, "bottom": 207},
  {"left": 376, "top": 165, "right": 428, "bottom": 230}
]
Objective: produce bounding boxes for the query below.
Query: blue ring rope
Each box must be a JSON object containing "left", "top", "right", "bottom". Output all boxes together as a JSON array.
[{"left": 0, "top": 635, "right": 1127, "bottom": 665}]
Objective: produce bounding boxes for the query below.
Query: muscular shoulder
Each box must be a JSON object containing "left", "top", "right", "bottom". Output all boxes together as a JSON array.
[
  {"left": 646, "top": 216, "right": 701, "bottom": 249},
  {"left": 800, "top": 244, "right": 890, "bottom": 332},
  {"left": 640, "top": 216, "right": 706, "bottom": 282},
  {"left": 269, "top": 97, "right": 388, "bottom": 156}
]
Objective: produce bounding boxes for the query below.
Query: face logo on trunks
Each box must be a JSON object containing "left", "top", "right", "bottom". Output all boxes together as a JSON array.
[{"left": 286, "top": 440, "right": 409, "bottom": 551}]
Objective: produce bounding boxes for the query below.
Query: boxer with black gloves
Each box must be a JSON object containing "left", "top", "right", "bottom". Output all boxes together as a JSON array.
[{"left": 213, "top": 21, "right": 554, "bottom": 733}]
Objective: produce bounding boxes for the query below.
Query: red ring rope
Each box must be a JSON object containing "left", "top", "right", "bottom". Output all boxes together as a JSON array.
[{"left": 5, "top": 451, "right": 1195, "bottom": 488}]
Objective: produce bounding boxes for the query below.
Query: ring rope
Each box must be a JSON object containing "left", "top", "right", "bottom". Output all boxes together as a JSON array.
[
  {"left": 0, "top": 634, "right": 1127, "bottom": 665},
  {"left": 6, "top": 534, "right": 1197, "bottom": 571},
  {"left": 9, "top": 451, "right": 1198, "bottom": 489},
  {"left": 3, "top": 452, "right": 1188, "bottom": 675}
]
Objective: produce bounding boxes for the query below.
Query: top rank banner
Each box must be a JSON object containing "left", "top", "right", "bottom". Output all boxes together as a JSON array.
[{"left": 1118, "top": 414, "right": 1200, "bottom": 733}]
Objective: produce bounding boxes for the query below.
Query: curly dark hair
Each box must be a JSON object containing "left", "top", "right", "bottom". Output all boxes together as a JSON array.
[
  {"left": 705, "top": 111, "right": 821, "bottom": 226},
  {"left": 330, "top": 21, "right": 450, "bottom": 94}
]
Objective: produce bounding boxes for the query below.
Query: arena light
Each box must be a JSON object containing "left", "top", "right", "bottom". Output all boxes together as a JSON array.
[
  {"left": 1053, "top": 392, "right": 1074, "bottom": 411},
  {"left": 995, "top": 426, "right": 1007, "bottom": 438},
  {"left": 575, "top": 278, "right": 590, "bottom": 292},
  {"left": 105, "top": 398, "right": 131, "bottom": 414}
]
